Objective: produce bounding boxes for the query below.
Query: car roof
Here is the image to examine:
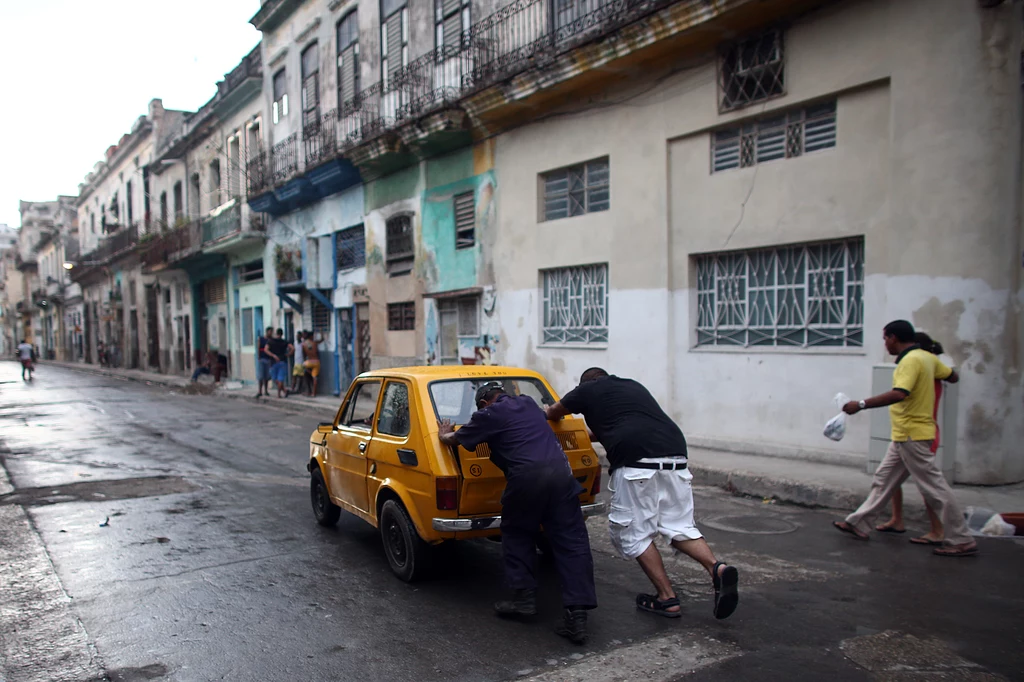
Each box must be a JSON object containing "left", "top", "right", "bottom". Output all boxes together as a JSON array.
[{"left": 356, "top": 365, "right": 547, "bottom": 382}]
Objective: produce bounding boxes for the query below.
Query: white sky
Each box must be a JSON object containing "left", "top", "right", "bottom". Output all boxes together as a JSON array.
[{"left": 0, "top": 0, "right": 262, "bottom": 228}]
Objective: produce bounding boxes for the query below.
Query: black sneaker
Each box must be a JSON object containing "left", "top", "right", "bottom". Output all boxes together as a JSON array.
[
  {"left": 494, "top": 589, "right": 537, "bottom": 617},
  {"left": 555, "top": 607, "right": 588, "bottom": 645}
]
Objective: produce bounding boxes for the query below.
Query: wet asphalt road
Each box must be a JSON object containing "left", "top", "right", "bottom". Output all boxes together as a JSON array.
[{"left": 1, "top": 361, "right": 1022, "bottom": 682}]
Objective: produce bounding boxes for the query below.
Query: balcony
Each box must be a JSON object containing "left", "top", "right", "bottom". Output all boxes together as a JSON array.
[
  {"left": 70, "top": 224, "right": 140, "bottom": 282},
  {"left": 202, "top": 204, "right": 242, "bottom": 244},
  {"left": 247, "top": 0, "right": 825, "bottom": 215},
  {"left": 140, "top": 221, "right": 202, "bottom": 273}
]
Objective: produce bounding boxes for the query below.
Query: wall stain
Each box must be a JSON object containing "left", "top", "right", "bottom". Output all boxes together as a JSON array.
[{"left": 966, "top": 403, "right": 1001, "bottom": 445}]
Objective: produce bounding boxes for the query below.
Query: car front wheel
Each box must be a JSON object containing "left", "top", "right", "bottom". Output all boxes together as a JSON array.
[
  {"left": 379, "top": 499, "right": 429, "bottom": 582},
  {"left": 310, "top": 467, "right": 341, "bottom": 527}
]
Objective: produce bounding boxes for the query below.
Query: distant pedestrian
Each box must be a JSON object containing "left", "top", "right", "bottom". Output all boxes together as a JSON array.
[
  {"left": 545, "top": 368, "right": 739, "bottom": 620},
  {"left": 97, "top": 340, "right": 107, "bottom": 367},
  {"left": 255, "top": 327, "right": 274, "bottom": 398},
  {"left": 17, "top": 339, "right": 35, "bottom": 381},
  {"left": 192, "top": 350, "right": 228, "bottom": 383},
  {"left": 267, "top": 328, "right": 292, "bottom": 398},
  {"left": 289, "top": 330, "right": 307, "bottom": 395},
  {"left": 833, "top": 320, "right": 977, "bottom": 557},
  {"left": 875, "top": 331, "right": 948, "bottom": 544},
  {"left": 302, "top": 331, "right": 321, "bottom": 397}
]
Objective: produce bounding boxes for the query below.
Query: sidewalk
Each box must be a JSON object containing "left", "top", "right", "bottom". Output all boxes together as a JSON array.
[
  {"left": 44, "top": 360, "right": 340, "bottom": 416},
  {"left": 43, "top": 360, "right": 1024, "bottom": 520}
]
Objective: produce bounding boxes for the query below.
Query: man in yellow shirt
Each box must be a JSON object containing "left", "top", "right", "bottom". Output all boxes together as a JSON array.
[{"left": 833, "top": 320, "right": 977, "bottom": 557}]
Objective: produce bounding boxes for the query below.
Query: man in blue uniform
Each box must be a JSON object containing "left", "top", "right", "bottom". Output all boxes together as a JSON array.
[{"left": 438, "top": 382, "right": 597, "bottom": 644}]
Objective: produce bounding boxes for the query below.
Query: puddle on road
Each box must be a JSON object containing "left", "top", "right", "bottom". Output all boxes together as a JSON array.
[{"left": 0, "top": 475, "right": 199, "bottom": 507}]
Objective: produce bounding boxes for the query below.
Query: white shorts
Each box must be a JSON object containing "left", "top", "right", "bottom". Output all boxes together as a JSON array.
[{"left": 607, "top": 462, "right": 703, "bottom": 559}]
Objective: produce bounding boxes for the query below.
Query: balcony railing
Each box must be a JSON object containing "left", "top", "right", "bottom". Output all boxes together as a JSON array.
[
  {"left": 202, "top": 204, "right": 242, "bottom": 244},
  {"left": 271, "top": 134, "right": 298, "bottom": 186},
  {"left": 260, "top": 0, "right": 691, "bottom": 192},
  {"left": 247, "top": 151, "right": 271, "bottom": 196},
  {"left": 75, "top": 223, "right": 140, "bottom": 271},
  {"left": 139, "top": 221, "right": 202, "bottom": 269}
]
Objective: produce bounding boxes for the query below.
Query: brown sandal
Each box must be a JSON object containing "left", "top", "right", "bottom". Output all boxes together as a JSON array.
[
  {"left": 833, "top": 521, "right": 869, "bottom": 541},
  {"left": 933, "top": 543, "right": 979, "bottom": 557},
  {"left": 909, "top": 536, "right": 942, "bottom": 546}
]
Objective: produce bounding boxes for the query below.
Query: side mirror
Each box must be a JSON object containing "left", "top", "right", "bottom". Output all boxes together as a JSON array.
[{"left": 317, "top": 422, "right": 335, "bottom": 434}]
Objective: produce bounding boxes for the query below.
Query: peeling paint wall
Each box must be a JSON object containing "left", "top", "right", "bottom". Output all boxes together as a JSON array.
[{"left": 492, "top": 0, "right": 1024, "bottom": 483}]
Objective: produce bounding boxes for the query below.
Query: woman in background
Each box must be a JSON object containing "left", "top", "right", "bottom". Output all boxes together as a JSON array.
[{"left": 875, "top": 332, "right": 948, "bottom": 545}]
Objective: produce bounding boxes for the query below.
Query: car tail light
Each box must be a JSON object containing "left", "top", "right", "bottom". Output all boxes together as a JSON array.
[
  {"left": 591, "top": 468, "right": 601, "bottom": 496},
  {"left": 436, "top": 477, "right": 458, "bottom": 510}
]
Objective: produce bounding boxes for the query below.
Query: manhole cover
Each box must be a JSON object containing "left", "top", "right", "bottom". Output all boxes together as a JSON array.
[{"left": 700, "top": 514, "right": 800, "bottom": 535}]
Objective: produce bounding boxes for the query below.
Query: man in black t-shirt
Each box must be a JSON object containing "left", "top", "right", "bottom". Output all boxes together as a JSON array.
[{"left": 546, "top": 367, "right": 739, "bottom": 621}]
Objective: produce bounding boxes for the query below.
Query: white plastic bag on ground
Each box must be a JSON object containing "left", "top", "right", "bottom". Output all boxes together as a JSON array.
[
  {"left": 981, "top": 514, "right": 1016, "bottom": 537},
  {"left": 823, "top": 392, "right": 850, "bottom": 442}
]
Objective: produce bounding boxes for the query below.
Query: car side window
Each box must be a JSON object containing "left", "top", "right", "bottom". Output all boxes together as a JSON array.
[
  {"left": 376, "top": 381, "right": 411, "bottom": 437},
  {"left": 342, "top": 381, "right": 382, "bottom": 430}
]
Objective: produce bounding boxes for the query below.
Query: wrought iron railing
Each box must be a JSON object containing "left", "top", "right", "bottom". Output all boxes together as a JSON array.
[
  {"left": 251, "top": 0, "right": 688, "bottom": 194},
  {"left": 247, "top": 151, "right": 271, "bottom": 195},
  {"left": 202, "top": 204, "right": 242, "bottom": 244},
  {"left": 271, "top": 134, "right": 299, "bottom": 185},
  {"left": 139, "top": 221, "right": 201, "bottom": 268}
]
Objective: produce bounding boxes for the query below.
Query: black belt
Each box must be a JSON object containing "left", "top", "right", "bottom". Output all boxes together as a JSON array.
[{"left": 630, "top": 460, "right": 687, "bottom": 471}]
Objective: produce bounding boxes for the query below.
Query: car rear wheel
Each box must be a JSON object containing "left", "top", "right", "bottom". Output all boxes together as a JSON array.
[
  {"left": 379, "top": 499, "right": 429, "bottom": 582},
  {"left": 310, "top": 467, "right": 341, "bottom": 527}
]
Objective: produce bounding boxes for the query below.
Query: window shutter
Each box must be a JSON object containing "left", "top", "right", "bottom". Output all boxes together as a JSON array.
[
  {"left": 454, "top": 191, "right": 475, "bottom": 248},
  {"left": 387, "top": 13, "right": 404, "bottom": 79},
  {"left": 339, "top": 45, "right": 357, "bottom": 103}
]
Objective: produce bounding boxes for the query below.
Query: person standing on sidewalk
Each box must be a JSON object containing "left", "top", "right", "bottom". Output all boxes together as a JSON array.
[
  {"left": 438, "top": 382, "right": 597, "bottom": 644},
  {"left": 255, "top": 327, "right": 274, "bottom": 398},
  {"left": 289, "top": 329, "right": 306, "bottom": 396},
  {"left": 302, "top": 331, "right": 321, "bottom": 397},
  {"left": 17, "top": 339, "right": 35, "bottom": 381},
  {"left": 545, "top": 368, "right": 739, "bottom": 621},
  {"left": 875, "top": 331, "right": 948, "bottom": 544},
  {"left": 267, "top": 329, "right": 292, "bottom": 399},
  {"left": 833, "top": 320, "right": 977, "bottom": 557}
]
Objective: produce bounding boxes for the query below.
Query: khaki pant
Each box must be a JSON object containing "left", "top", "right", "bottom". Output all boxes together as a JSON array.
[{"left": 846, "top": 440, "right": 973, "bottom": 546}]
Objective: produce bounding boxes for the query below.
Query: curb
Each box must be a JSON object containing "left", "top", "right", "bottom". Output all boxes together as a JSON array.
[{"left": 43, "top": 362, "right": 335, "bottom": 417}]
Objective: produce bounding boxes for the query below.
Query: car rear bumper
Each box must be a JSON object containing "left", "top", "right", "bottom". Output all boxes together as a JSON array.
[{"left": 431, "top": 501, "right": 608, "bottom": 532}]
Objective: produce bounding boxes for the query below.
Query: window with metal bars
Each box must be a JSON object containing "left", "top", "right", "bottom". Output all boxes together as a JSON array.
[
  {"left": 453, "top": 191, "right": 475, "bottom": 248},
  {"left": 381, "top": 0, "right": 409, "bottom": 85},
  {"left": 312, "top": 298, "right": 331, "bottom": 333},
  {"left": 719, "top": 30, "right": 785, "bottom": 112},
  {"left": 336, "top": 225, "right": 366, "bottom": 270},
  {"left": 695, "top": 237, "right": 864, "bottom": 348},
  {"left": 238, "top": 259, "right": 264, "bottom": 283},
  {"left": 435, "top": 0, "right": 470, "bottom": 52},
  {"left": 541, "top": 264, "right": 608, "bottom": 344},
  {"left": 273, "top": 69, "right": 289, "bottom": 124},
  {"left": 337, "top": 11, "right": 360, "bottom": 107},
  {"left": 385, "top": 214, "right": 414, "bottom": 276},
  {"left": 301, "top": 43, "right": 320, "bottom": 131},
  {"left": 712, "top": 101, "right": 836, "bottom": 173},
  {"left": 241, "top": 308, "right": 254, "bottom": 346},
  {"left": 542, "top": 158, "right": 610, "bottom": 221},
  {"left": 388, "top": 301, "right": 415, "bottom": 331}
]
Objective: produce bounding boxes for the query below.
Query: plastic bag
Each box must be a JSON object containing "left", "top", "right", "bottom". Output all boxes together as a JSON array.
[
  {"left": 981, "top": 514, "right": 1016, "bottom": 537},
  {"left": 823, "top": 392, "right": 850, "bottom": 442}
]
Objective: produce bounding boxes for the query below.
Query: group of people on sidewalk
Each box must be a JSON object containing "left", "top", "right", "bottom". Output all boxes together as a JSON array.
[
  {"left": 438, "top": 367, "right": 739, "bottom": 644},
  {"left": 432, "top": 317, "right": 975, "bottom": 645},
  {"left": 255, "top": 328, "right": 321, "bottom": 399}
]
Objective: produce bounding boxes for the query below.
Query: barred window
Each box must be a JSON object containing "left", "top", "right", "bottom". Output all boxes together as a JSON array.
[
  {"left": 719, "top": 30, "right": 784, "bottom": 112},
  {"left": 542, "top": 158, "right": 609, "bottom": 221},
  {"left": 336, "top": 225, "right": 365, "bottom": 270},
  {"left": 241, "top": 308, "right": 254, "bottom": 346},
  {"left": 541, "top": 264, "right": 608, "bottom": 345},
  {"left": 712, "top": 101, "right": 836, "bottom": 173},
  {"left": 454, "top": 191, "right": 475, "bottom": 248},
  {"left": 386, "top": 214, "right": 414, "bottom": 276},
  {"left": 695, "top": 238, "right": 864, "bottom": 348},
  {"left": 388, "top": 301, "right": 416, "bottom": 331},
  {"left": 312, "top": 298, "right": 331, "bottom": 333}
]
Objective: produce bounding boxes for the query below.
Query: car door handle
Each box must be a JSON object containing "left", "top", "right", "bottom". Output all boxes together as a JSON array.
[{"left": 359, "top": 442, "right": 367, "bottom": 453}]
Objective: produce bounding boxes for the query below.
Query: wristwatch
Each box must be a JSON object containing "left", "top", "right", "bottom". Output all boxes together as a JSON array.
[{"left": 858, "top": 400, "right": 866, "bottom": 410}]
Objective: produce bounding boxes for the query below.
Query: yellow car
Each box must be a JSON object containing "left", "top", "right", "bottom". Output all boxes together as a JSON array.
[{"left": 307, "top": 366, "right": 606, "bottom": 581}]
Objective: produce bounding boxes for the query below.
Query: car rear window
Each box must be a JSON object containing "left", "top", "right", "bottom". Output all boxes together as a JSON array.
[{"left": 428, "top": 378, "right": 555, "bottom": 425}]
